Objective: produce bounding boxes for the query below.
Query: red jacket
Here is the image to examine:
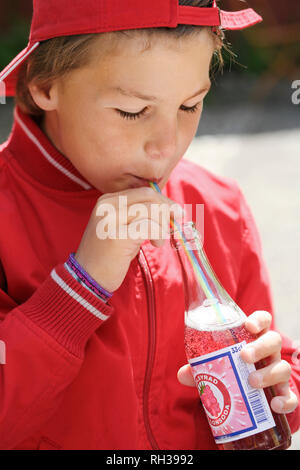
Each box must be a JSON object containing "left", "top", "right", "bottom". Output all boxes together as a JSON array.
[{"left": 0, "top": 106, "right": 299, "bottom": 450}]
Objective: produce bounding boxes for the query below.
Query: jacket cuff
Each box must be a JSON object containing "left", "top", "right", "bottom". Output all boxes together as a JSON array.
[{"left": 18, "top": 263, "right": 114, "bottom": 358}]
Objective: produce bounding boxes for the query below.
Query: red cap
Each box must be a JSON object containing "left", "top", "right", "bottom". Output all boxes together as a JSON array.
[{"left": 0, "top": 0, "right": 262, "bottom": 98}]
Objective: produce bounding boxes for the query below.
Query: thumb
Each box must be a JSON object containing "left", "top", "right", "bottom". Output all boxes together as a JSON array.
[{"left": 177, "top": 364, "right": 196, "bottom": 387}]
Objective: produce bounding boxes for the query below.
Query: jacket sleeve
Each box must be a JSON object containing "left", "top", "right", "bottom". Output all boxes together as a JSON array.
[
  {"left": 0, "top": 262, "right": 114, "bottom": 449},
  {"left": 234, "top": 189, "right": 300, "bottom": 434}
]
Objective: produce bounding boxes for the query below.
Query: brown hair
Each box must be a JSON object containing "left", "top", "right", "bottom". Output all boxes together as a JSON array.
[{"left": 15, "top": 0, "right": 227, "bottom": 120}]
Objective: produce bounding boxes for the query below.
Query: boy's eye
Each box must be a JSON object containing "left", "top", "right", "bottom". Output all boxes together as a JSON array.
[{"left": 116, "top": 103, "right": 201, "bottom": 121}]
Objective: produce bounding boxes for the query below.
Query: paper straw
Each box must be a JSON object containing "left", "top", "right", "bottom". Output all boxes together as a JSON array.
[{"left": 149, "top": 181, "right": 226, "bottom": 323}]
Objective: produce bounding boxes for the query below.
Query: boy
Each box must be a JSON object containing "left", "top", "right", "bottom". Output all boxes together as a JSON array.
[{"left": 0, "top": 0, "right": 299, "bottom": 450}]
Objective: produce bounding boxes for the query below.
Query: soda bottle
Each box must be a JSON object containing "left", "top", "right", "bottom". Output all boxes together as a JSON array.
[{"left": 171, "top": 221, "right": 291, "bottom": 450}]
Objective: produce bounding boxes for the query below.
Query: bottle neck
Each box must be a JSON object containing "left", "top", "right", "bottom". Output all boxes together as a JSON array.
[{"left": 170, "top": 221, "right": 246, "bottom": 329}]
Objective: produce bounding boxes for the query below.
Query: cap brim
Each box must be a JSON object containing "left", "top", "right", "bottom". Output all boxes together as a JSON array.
[
  {"left": 0, "top": 42, "right": 40, "bottom": 97},
  {"left": 220, "top": 8, "right": 262, "bottom": 30}
]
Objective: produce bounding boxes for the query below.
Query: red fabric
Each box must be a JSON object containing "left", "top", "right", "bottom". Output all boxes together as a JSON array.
[
  {"left": 177, "top": 6, "right": 220, "bottom": 26},
  {"left": 0, "top": 107, "right": 299, "bottom": 450},
  {"left": 0, "top": 0, "right": 262, "bottom": 98}
]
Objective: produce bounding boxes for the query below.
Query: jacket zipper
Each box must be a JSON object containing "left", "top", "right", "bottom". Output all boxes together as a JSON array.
[{"left": 138, "top": 248, "right": 160, "bottom": 450}]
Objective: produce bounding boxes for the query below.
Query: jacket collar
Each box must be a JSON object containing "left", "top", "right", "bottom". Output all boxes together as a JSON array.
[{"left": 6, "top": 106, "right": 98, "bottom": 192}]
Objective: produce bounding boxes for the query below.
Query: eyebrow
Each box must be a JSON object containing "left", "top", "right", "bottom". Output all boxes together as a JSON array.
[{"left": 109, "top": 82, "right": 211, "bottom": 102}]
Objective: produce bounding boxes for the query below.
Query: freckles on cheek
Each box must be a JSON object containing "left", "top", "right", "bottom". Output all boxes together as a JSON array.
[
  {"left": 182, "top": 121, "right": 198, "bottom": 145},
  {"left": 103, "top": 124, "right": 136, "bottom": 154},
  {"left": 87, "top": 131, "right": 127, "bottom": 170},
  {"left": 108, "top": 143, "right": 131, "bottom": 167}
]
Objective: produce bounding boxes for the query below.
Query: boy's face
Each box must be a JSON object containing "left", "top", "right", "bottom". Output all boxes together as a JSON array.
[{"left": 33, "top": 29, "right": 215, "bottom": 193}]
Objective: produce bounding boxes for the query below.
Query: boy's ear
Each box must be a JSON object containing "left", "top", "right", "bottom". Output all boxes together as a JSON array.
[{"left": 28, "top": 80, "right": 59, "bottom": 112}]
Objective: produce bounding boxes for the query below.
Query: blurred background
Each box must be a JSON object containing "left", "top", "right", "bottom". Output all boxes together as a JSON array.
[{"left": 0, "top": 0, "right": 300, "bottom": 449}]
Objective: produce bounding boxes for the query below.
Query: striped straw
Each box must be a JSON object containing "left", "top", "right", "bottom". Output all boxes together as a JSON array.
[{"left": 149, "top": 181, "right": 226, "bottom": 323}]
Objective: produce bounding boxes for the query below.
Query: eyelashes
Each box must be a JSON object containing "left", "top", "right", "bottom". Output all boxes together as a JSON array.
[{"left": 116, "top": 102, "right": 202, "bottom": 121}]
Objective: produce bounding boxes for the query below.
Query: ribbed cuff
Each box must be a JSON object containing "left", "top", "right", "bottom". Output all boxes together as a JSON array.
[
  {"left": 64, "top": 261, "right": 110, "bottom": 303},
  {"left": 18, "top": 263, "right": 114, "bottom": 358}
]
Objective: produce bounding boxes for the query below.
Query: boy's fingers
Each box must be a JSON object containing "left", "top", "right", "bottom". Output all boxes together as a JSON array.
[
  {"left": 125, "top": 201, "right": 182, "bottom": 226},
  {"left": 244, "top": 310, "right": 272, "bottom": 335},
  {"left": 247, "top": 359, "right": 291, "bottom": 389},
  {"left": 108, "top": 186, "right": 179, "bottom": 209},
  {"left": 177, "top": 364, "right": 196, "bottom": 387},
  {"left": 271, "top": 383, "right": 298, "bottom": 414},
  {"left": 240, "top": 330, "right": 282, "bottom": 364},
  {"left": 177, "top": 362, "right": 298, "bottom": 413},
  {"left": 127, "top": 219, "right": 169, "bottom": 243}
]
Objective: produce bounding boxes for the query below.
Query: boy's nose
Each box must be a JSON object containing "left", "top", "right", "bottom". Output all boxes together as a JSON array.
[{"left": 145, "top": 123, "right": 177, "bottom": 161}]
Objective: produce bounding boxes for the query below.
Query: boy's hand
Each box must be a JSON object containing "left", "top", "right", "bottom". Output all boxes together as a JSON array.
[
  {"left": 177, "top": 310, "right": 298, "bottom": 414},
  {"left": 74, "top": 187, "right": 183, "bottom": 293}
]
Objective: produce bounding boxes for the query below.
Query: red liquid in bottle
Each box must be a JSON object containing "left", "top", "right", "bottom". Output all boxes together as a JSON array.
[{"left": 185, "top": 321, "right": 291, "bottom": 450}]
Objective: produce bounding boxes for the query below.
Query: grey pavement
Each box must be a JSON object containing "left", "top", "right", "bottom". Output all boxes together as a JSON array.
[{"left": 1, "top": 94, "right": 300, "bottom": 449}]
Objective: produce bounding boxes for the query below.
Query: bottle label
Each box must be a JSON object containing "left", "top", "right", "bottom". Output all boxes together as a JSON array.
[{"left": 189, "top": 341, "right": 276, "bottom": 444}]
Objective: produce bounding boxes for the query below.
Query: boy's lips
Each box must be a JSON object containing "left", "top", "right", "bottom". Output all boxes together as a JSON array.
[{"left": 128, "top": 174, "right": 163, "bottom": 188}]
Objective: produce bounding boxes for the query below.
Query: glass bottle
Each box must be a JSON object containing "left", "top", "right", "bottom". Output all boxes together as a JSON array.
[{"left": 171, "top": 221, "right": 291, "bottom": 450}]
